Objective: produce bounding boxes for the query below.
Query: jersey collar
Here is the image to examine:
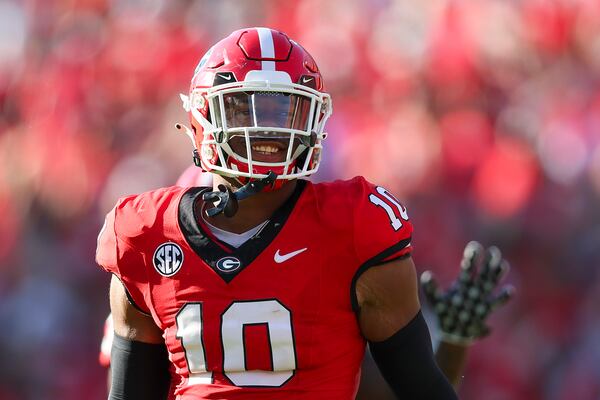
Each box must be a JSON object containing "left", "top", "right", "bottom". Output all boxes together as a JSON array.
[{"left": 178, "top": 180, "right": 307, "bottom": 283}]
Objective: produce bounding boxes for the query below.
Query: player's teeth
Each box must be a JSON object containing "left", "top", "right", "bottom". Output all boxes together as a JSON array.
[{"left": 252, "top": 145, "right": 279, "bottom": 153}]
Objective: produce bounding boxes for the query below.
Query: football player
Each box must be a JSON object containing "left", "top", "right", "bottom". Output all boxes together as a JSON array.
[{"left": 96, "top": 28, "right": 511, "bottom": 399}]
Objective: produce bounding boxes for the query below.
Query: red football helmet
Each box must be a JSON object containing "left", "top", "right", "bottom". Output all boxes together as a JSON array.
[{"left": 180, "top": 28, "right": 332, "bottom": 187}]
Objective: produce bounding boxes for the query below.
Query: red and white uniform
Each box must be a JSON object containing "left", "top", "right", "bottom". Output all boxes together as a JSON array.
[{"left": 96, "top": 176, "right": 412, "bottom": 400}]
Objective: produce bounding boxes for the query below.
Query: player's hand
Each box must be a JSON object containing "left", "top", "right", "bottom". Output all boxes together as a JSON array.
[{"left": 420, "top": 241, "right": 515, "bottom": 345}]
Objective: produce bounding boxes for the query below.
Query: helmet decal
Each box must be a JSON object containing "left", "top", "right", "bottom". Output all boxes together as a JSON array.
[{"left": 193, "top": 46, "right": 214, "bottom": 79}]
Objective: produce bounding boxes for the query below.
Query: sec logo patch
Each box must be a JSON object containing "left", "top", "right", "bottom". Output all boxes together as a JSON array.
[{"left": 153, "top": 242, "right": 184, "bottom": 277}]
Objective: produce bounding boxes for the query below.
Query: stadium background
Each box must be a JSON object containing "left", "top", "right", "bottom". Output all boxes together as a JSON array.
[{"left": 1, "top": 0, "right": 599, "bottom": 399}]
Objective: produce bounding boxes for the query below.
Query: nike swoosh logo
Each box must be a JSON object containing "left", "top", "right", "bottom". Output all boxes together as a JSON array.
[
  {"left": 217, "top": 73, "right": 232, "bottom": 81},
  {"left": 302, "top": 77, "right": 313, "bottom": 83},
  {"left": 274, "top": 248, "right": 307, "bottom": 263}
]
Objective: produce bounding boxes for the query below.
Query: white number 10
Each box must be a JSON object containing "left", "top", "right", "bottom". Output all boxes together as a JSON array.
[
  {"left": 176, "top": 300, "right": 297, "bottom": 387},
  {"left": 369, "top": 186, "right": 409, "bottom": 231}
]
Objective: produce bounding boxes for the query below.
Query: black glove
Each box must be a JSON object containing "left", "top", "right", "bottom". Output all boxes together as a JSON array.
[{"left": 420, "top": 241, "right": 515, "bottom": 345}]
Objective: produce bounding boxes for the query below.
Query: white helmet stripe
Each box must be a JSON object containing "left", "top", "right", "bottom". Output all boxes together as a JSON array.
[{"left": 256, "top": 27, "right": 275, "bottom": 71}]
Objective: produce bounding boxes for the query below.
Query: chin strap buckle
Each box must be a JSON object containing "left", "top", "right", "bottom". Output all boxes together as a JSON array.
[
  {"left": 202, "top": 171, "right": 278, "bottom": 218},
  {"left": 202, "top": 184, "right": 237, "bottom": 217},
  {"left": 192, "top": 149, "right": 201, "bottom": 167}
]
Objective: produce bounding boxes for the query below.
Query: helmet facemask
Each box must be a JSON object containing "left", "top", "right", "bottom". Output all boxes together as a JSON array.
[{"left": 185, "top": 79, "right": 332, "bottom": 183}]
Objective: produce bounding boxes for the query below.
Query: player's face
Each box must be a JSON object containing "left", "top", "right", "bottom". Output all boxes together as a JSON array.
[{"left": 221, "top": 92, "right": 311, "bottom": 163}]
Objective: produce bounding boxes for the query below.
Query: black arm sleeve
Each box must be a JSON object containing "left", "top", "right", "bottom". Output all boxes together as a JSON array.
[
  {"left": 109, "top": 334, "right": 171, "bottom": 400},
  {"left": 368, "top": 311, "right": 459, "bottom": 400}
]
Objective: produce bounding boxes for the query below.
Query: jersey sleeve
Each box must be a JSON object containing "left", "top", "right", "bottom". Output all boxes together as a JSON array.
[
  {"left": 352, "top": 177, "right": 413, "bottom": 267},
  {"left": 96, "top": 197, "right": 151, "bottom": 315},
  {"left": 96, "top": 206, "right": 118, "bottom": 273}
]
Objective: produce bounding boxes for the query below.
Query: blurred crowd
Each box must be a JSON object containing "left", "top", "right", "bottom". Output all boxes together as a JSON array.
[{"left": 1, "top": 0, "right": 599, "bottom": 399}]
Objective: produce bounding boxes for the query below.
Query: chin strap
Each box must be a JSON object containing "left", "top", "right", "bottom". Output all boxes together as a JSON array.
[{"left": 202, "top": 171, "right": 278, "bottom": 218}]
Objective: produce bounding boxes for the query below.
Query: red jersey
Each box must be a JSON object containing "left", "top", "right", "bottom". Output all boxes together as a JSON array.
[{"left": 96, "top": 176, "right": 413, "bottom": 400}]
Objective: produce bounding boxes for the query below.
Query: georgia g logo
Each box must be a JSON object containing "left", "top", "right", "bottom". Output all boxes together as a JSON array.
[
  {"left": 216, "top": 256, "right": 242, "bottom": 273},
  {"left": 153, "top": 242, "right": 184, "bottom": 277}
]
